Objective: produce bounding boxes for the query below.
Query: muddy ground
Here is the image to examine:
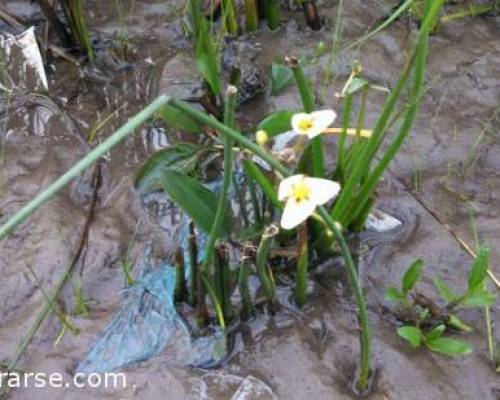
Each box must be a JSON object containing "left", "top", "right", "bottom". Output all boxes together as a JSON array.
[{"left": 0, "top": 0, "right": 499, "bottom": 399}]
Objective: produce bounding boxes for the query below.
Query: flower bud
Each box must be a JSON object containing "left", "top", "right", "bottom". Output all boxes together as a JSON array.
[{"left": 255, "top": 130, "right": 269, "bottom": 146}]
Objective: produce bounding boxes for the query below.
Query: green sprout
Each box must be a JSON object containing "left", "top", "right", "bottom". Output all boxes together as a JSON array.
[{"left": 386, "top": 246, "right": 496, "bottom": 357}]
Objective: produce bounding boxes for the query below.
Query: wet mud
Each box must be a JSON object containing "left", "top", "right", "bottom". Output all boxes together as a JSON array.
[{"left": 0, "top": 0, "right": 499, "bottom": 399}]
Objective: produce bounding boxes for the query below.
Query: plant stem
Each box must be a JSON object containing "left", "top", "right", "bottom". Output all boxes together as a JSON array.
[
  {"left": 317, "top": 207, "right": 371, "bottom": 390},
  {"left": 256, "top": 225, "right": 278, "bottom": 305},
  {"left": 238, "top": 248, "right": 253, "bottom": 319},
  {"left": 265, "top": 0, "right": 281, "bottom": 30},
  {"left": 188, "top": 222, "right": 198, "bottom": 306},
  {"left": 0, "top": 95, "right": 171, "bottom": 241},
  {"left": 201, "top": 86, "right": 237, "bottom": 272},
  {"left": 174, "top": 248, "right": 186, "bottom": 302},
  {"left": 244, "top": 0, "right": 259, "bottom": 32},
  {"left": 287, "top": 56, "right": 324, "bottom": 177},
  {"left": 221, "top": 0, "right": 240, "bottom": 35},
  {"left": 295, "top": 223, "right": 308, "bottom": 308}
]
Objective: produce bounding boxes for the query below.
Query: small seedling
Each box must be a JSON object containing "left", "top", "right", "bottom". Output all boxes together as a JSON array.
[{"left": 386, "top": 246, "right": 496, "bottom": 357}]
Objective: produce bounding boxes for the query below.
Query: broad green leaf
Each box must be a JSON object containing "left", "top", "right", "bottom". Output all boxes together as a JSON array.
[
  {"left": 397, "top": 326, "right": 422, "bottom": 348},
  {"left": 345, "top": 77, "right": 369, "bottom": 95},
  {"left": 157, "top": 104, "right": 202, "bottom": 133},
  {"left": 135, "top": 143, "right": 207, "bottom": 192},
  {"left": 433, "top": 277, "right": 457, "bottom": 302},
  {"left": 257, "top": 110, "right": 298, "bottom": 137},
  {"left": 425, "top": 324, "right": 445, "bottom": 342},
  {"left": 468, "top": 245, "right": 489, "bottom": 291},
  {"left": 161, "top": 169, "right": 229, "bottom": 236},
  {"left": 385, "top": 287, "right": 404, "bottom": 302},
  {"left": 271, "top": 63, "right": 294, "bottom": 96},
  {"left": 461, "top": 287, "right": 496, "bottom": 308},
  {"left": 402, "top": 259, "right": 423, "bottom": 295},
  {"left": 446, "top": 314, "right": 472, "bottom": 333},
  {"left": 426, "top": 337, "right": 472, "bottom": 356}
]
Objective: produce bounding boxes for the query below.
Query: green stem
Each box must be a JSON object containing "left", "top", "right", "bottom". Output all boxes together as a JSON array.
[
  {"left": 221, "top": 0, "right": 240, "bottom": 35},
  {"left": 317, "top": 207, "right": 371, "bottom": 390},
  {"left": 200, "top": 272, "right": 226, "bottom": 329},
  {"left": 0, "top": 95, "right": 171, "bottom": 241},
  {"left": 337, "top": 93, "right": 353, "bottom": 185},
  {"left": 288, "top": 56, "right": 324, "bottom": 177},
  {"left": 238, "top": 251, "right": 253, "bottom": 319},
  {"left": 244, "top": 0, "right": 259, "bottom": 32},
  {"left": 188, "top": 222, "right": 198, "bottom": 306},
  {"left": 265, "top": 0, "right": 281, "bottom": 30},
  {"left": 295, "top": 223, "right": 308, "bottom": 308},
  {"left": 243, "top": 159, "right": 280, "bottom": 209},
  {"left": 256, "top": 225, "right": 278, "bottom": 304},
  {"left": 201, "top": 86, "right": 237, "bottom": 272},
  {"left": 174, "top": 248, "right": 185, "bottom": 302}
]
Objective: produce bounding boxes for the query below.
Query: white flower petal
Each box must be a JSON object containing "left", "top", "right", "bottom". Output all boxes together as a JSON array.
[
  {"left": 306, "top": 177, "right": 341, "bottom": 205},
  {"left": 291, "top": 113, "right": 311, "bottom": 135},
  {"left": 306, "top": 110, "right": 337, "bottom": 139},
  {"left": 280, "top": 197, "right": 317, "bottom": 230},
  {"left": 278, "top": 174, "right": 304, "bottom": 201}
]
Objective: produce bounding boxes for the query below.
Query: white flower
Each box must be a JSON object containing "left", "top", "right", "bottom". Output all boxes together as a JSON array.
[
  {"left": 278, "top": 174, "right": 341, "bottom": 230},
  {"left": 291, "top": 110, "right": 337, "bottom": 139}
]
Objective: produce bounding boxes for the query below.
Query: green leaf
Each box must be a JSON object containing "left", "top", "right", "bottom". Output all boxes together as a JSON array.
[
  {"left": 433, "top": 277, "right": 457, "bottom": 302},
  {"left": 397, "top": 326, "right": 422, "bottom": 348},
  {"left": 160, "top": 169, "right": 229, "bottom": 236},
  {"left": 446, "top": 314, "right": 472, "bottom": 333},
  {"left": 425, "top": 324, "right": 445, "bottom": 342},
  {"left": 402, "top": 259, "right": 423, "bottom": 295},
  {"left": 385, "top": 287, "right": 404, "bottom": 302},
  {"left": 135, "top": 143, "right": 207, "bottom": 192},
  {"left": 461, "top": 287, "right": 496, "bottom": 308},
  {"left": 195, "top": 23, "right": 221, "bottom": 96},
  {"left": 468, "top": 245, "right": 490, "bottom": 291},
  {"left": 257, "top": 110, "right": 298, "bottom": 137},
  {"left": 157, "top": 104, "right": 202, "bottom": 133},
  {"left": 426, "top": 337, "right": 472, "bottom": 356},
  {"left": 345, "top": 77, "right": 369, "bottom": 95},
  {"left": 271, "top": 63, "right": 294, "bottom": 96}
]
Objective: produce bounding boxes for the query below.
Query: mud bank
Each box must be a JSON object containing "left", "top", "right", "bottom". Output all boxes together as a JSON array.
[{"left": 0, "top": 1, "right": 499, "bottom": 399}]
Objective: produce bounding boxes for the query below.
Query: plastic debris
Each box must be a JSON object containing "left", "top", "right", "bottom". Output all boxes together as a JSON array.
[
  {"left": 188, "top": 373, "right": 277, "bottom": 400},
  {"left": 365, "top": 208, "right": 402, "bottom": 233},
  {"left": 0, "top": 27, "right": 48, "bottom": 91},
  {"left": 77, "top": 246, "right": 226, "bottom": 374}
]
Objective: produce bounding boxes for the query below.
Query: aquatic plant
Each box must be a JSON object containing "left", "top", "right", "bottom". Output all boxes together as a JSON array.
[
  {"left": 386, "top": 247, "right": 496, "bottom": 356},
  {"left": 0, "top": 0, "right": 448, "bottom": 394}
]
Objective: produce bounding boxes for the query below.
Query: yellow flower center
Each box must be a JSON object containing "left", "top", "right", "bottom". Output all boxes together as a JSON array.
[
  {"left": 292, "top": 181, "right": 311, "bottom": 203},
  {"left": 298, "top": 118, "right": 314, "bottom": 133}
]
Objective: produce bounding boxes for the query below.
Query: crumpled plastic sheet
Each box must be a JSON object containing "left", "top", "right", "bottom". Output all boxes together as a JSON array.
[
  {"left": 77, "top": 226, "right": 226, "bottom": 374},
  {"left": 0, "top": 27, "right": 48, "bottom": 91},
  {"left": 188, "top": 373, "right": 277, "bottom": 400}
]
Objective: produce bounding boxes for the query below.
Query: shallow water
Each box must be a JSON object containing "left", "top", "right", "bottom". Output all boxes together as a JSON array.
[{"left": 0, "top": 0, "right": 499, "bottom": 399}]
